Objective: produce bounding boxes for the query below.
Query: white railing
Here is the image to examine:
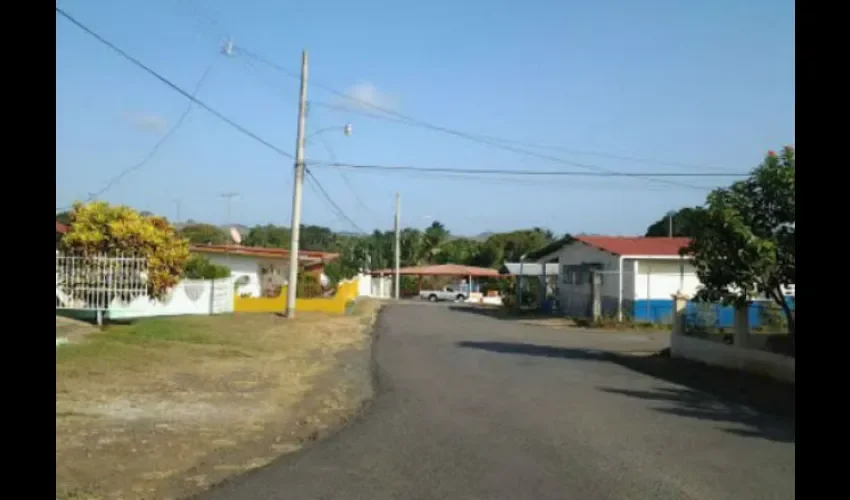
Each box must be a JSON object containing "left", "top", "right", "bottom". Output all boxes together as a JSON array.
[{"left": 56, "top": 253, "right": 148, "bottom": 311}]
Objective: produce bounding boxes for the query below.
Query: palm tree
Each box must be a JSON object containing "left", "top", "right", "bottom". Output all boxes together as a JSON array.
[
  {"left": 422, "top": 221, "right": 450, "bottom": 263},
  {"left": 400, "top": 228, "right": 424, "bottom": 266}
]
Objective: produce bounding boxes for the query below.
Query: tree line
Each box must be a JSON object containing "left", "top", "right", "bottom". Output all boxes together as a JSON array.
[
  {"left": 176, "top": 220, "right": 561, "bottom": 284},
  {"left": 56, "top": 146, "right": 793, "bottom": 342}
]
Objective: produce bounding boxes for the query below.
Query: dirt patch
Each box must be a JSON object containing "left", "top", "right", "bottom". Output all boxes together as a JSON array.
[
  {"left": 56, "top": 301, "right": 381, "bottom": 500},
  {"left": 56, "top": 315, "right": 99, "bottom": 343}
]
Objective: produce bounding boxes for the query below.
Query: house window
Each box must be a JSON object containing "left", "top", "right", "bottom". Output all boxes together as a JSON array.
[
  {"left": 562, "top": 263, "right": 604, "bottom": 285},
  {"left": 562, "top": 265, "right": 575, "bottom": 284}
]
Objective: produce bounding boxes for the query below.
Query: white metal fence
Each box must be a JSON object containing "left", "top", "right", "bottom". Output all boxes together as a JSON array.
[{"left": 56, "top": 253, "right": 148, "bottom": 311}]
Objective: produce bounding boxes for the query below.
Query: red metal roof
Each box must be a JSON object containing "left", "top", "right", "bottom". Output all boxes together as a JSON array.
[
  {"left": 56, "top": 221, "right": 69, "bottom": 234},
  {"left": 370, "top": 264, "right": 502, "bottom": 277},
  {"left": 575, "top": 236, "right": 691, "bottom": 257},
  {"left": 190, "top": 244, "right": 339, "bottom": 262}
]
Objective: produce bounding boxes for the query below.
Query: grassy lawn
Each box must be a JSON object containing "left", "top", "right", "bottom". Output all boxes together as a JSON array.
[{"left": 56, "top": 300, "right": 381, "bottom": 500}]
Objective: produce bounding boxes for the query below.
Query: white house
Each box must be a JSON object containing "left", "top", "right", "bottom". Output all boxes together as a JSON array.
[
  {"left": 533, "top": 235, "right": 698, "bottom": 322},
  {"left": 190, "top": 244, "right": 339, "bottom": 298}
]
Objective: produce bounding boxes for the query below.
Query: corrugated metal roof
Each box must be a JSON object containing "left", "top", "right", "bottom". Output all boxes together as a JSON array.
[
  {"left": 503, "top": 263, "right": 560, "bottom": 276},
  {"left": 575, "top": 236, "right": 691, "bottom": 256}
]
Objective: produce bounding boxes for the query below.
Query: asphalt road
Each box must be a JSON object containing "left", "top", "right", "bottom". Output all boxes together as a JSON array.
[{"left": 200, "top": 303, "right": 795, "bottom": 500}]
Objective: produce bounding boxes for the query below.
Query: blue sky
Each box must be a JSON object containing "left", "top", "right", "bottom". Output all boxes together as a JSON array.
[{"left": 56, "top": 0, "right": 795, "bottom": 236}]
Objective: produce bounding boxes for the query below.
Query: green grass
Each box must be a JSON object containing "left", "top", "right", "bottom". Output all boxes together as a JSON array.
[{"left": 55, "top": 316, "right": 241, "bottom": 366}]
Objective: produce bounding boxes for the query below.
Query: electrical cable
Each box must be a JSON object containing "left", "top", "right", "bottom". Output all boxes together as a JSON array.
[
  {"left": 56, "top": 63, "right": 216, "bottom": 212},
  {"left": 56, "top": 7, "right": 294, "bottom": 162}
]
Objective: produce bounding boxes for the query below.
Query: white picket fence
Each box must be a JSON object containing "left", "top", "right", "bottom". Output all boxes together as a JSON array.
[
  {"left": 56, "top": 253, "right": 233, "bottom": 321},
  {"left": 56, "top": 253, "right": 148, "bottom": 310}
]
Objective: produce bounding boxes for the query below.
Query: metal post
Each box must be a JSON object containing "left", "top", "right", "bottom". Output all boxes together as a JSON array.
[
  {"left": 286, "top": 50, "right": 309, "bottom": 318},
  {"left": 646, "top": 266, "right": 651, "bottom": 321},
  {"left": 173, "top": 199, "right": 181, "bottom": 223},
  {"left": 394, "top": 192, "right": 401, "bottom": 299},
  {"left": 518, "top": 257, "right": 525, "bottom": 308}
]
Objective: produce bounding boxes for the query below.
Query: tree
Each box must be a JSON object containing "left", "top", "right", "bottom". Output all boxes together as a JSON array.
[
  {"left": 179, "top": 224, "right": 230, "bottom": 245},
  {"left": 399, "top": 228, "right": 424, "bottom": 265},
  {"left": 683, "top": 147, "right": 795, "bottom": 342},
  {"left": 60, "top": 201, "right": 190, "bottom": 300},
  {"left": 56, "top": 211, "right": 72, "bottom": 226},
  {"left": 421, "top": 221, "right": 449, "bottom": 262},
  {"left": 644, "top": 207, "right": 701, "bottom": 237},
  {"left": 473, "top": 229, "right": 556, "bottom": 267},
  {"left": 435, "top": 238, "right": 481, "bottom": 265},
  {"left": 244, "top": 225, "right": 290, "bottom": 248},
  {"left": 183, "top": 254, "right": 231, "bottom": 279}
]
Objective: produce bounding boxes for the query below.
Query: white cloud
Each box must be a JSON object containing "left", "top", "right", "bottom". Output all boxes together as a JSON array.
[
  {"left": 339, "top": 82, "right": 400, "bottom": 113},
  {"left": 122, "top": 111, "right": 169, "bottom": 133}
]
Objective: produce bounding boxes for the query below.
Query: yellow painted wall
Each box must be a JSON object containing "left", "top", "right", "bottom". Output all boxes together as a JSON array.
[{"left": 234, "top": 278, "right": 360, "bottom": 314}]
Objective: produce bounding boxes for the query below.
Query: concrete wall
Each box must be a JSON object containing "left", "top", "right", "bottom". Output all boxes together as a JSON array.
[
  {"left": 370, "top": 275, "right": 393, "bottom": 299},
  {"left": 671, "top": 332, "right": 795, "bottom": 383},
  {"left": 632, "top": 259, "right": 699, "bottom": 322},
  {"left": 107, "top": 278, "right": 234, "bottom": 320},
  {"left": 234, "top": 278, "right": 360, "bottom": 314},
  {"left": 204, "top": 253, "right": 265, "bottom": 297},
  {"left": 634, "top": 259, "right": 700, "bottom": 300}
]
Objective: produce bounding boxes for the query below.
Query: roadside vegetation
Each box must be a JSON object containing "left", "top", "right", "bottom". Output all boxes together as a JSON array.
[{"left": 56, "top": 301, "right": 381, "bottom": 500}]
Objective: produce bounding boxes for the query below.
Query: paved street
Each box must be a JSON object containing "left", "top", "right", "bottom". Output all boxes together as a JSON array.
[{"left": 199, "top": 303, "right": 795, "bottom": 500}]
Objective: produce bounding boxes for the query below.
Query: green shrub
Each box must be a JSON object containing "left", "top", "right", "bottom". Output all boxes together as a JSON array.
[
  {"left": 297, "top": 273, "right": 324, "bottom": 298},
  {"left": 183, "top": 255, "right": 232, "bottom": 280}
]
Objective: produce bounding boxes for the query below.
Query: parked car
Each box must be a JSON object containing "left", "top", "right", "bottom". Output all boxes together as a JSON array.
[{"left": 419, "top": 286, "right": 468, "bottom": 302}]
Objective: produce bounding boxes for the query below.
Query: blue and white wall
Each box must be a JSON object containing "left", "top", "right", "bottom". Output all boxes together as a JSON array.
[
  {"left": 632, "top": 258, "right": 699, "bottom": 323},
  {"left": 631, "top": 259, "right": 795, "bottom": 327}
]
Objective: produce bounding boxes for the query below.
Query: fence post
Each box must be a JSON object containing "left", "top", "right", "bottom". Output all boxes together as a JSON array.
[
  {"left": 733, "top": 302, "right": 750, "bottom": 348},
  {"left": 671, "top": 293, "right": 689, "bottom": 336},
  {"left": 646, "top": 266, "right": 651, "bottom": 321},
  {"left": 590, "top": 270, "right": 602, "bottom": 321}
]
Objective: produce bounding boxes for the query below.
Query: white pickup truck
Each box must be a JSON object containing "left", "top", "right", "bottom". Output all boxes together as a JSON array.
[{"left": 419, "top": 286, "right": 468, "bottom": 303}]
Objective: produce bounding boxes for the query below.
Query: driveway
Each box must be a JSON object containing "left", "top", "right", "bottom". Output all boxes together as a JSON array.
[{"left": 198, "top": 303, "right": 795, "bottom": 500}]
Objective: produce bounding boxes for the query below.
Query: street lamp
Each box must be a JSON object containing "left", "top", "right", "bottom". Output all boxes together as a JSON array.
[
  {"left": 305, "top": 124, "right": 353, "bottom": 143},
  {"left": 287, "top": 122, "right": 353, "bottom": 318}
]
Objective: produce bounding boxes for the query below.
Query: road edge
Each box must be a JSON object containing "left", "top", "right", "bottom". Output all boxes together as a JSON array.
[{"left": 186, "top": 304, "right": 388, "bottom": 499}]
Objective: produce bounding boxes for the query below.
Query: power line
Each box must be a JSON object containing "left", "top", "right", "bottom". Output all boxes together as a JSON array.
[
  {"left": 305, "top": 169, "right": 366, "bottom": 233},
  {"left": 175, "top": 6, "right": 742, "bottom": 187},
  {"left": 55, "top": 6, "right": 294, "bottom": 162},
  {"left": 313, "top": 101, "right": 741, "bottom": 173},
  {"left": 57, "top": 63, "right": 216, "bottom": 212},
  {"left": 309, "top": 161, "right": 749, "bottom": 178},
  {"left": 235, "top": 48, "right": 709, "bottom": 190}
]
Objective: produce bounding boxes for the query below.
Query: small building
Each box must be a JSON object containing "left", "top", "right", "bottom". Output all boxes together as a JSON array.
[
  {"left": 190, "top": 244, "right": 339, "bottom": 298},
  {"left": 531, "top": 235, "right": 696, "bottom": 322}
]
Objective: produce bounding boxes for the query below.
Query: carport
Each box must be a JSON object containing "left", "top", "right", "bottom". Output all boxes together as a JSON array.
[{"left": 370, "top": 264, "right": 503, "bottom": 299}]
